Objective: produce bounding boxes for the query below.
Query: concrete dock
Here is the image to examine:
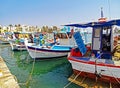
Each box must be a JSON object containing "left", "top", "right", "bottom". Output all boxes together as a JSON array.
[{"left": 0, "top": 56, "right": 19, "bottom": 88}]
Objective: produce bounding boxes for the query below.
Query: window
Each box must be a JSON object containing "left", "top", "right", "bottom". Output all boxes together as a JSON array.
[{"left": 94, "top": 28, "right": 101, "bottom": 37}]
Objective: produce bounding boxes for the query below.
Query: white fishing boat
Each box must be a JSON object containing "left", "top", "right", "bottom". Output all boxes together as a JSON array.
[
  {"left": 0, "top": 37, "right": 9, "bottom": 44},
  {"left": 9, "top": 41, "right": 26, "bottom": 51},
  {"left": 25, "top": 43, "right": 72, "bottom": 59},
  {"left": 0, "top": 33, "right": 10, "bottom": 44},
  {"left": 25, "top": 32, "right": 73, "bottom": 59},
  {"left": 65, "top": 19, "right": 120, "bottom": 85}
]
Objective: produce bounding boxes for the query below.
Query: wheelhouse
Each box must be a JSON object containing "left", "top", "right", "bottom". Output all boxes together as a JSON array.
[{"left": 64, "top": 19, "right": 120, "bottom": 59}]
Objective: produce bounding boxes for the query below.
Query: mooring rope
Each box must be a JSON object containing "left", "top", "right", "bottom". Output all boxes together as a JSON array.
[
  {"left": 24, "top": 44, "right": 36, "bottom": 86},
  {"left": 18, "top": 43, "right": 36, "bottom": 87},
  {"left": 64, "top": 58, "right": 91, "bottom": 88},
  {"left": 25, "top": 56, "right": 35, "bottom": 85},
  {"left": 64, "top": 71, "right": 82, "bottom": 88},
  {"left": 64, "top": 52, "right": 103, "bottom": 88}
]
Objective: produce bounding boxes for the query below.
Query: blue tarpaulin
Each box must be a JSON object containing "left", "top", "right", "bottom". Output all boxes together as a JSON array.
[{"left": 73, "top": 31, "right": 87, "bottom": 55}]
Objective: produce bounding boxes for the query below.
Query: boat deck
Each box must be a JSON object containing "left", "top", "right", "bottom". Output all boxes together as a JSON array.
[{"left": 0, "top": 56, "right": 19, "bottom": 88}]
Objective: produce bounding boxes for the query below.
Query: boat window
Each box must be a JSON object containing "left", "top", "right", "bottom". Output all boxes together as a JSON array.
[
  {"left": 102, "top": 27, "right": 111, "bottom": 52},
  {"left": 103, "top": 27, "right": 111, "bottom": 35},
  {"left": 94, "top": 28, "right": 101, "bottom": 37}
]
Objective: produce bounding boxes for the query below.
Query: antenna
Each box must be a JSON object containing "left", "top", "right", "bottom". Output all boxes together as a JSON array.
[
  {"left": 108, "top": 0, "right": 111, "bottom": 20},
  {"left": 98, "top": 7, "right": 107, "bottom": 22},
  {"left": 101, "top": 7, "right": 104, "bottom": 18}
]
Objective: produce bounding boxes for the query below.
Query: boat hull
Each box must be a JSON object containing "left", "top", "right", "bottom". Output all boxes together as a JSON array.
[
  {"left": 0, "top": 40, "right": 9, "bottom": 44},
  {"left": 26, "top": 45, "right": 71, "bottom": 59},
  {"left": 0, "top": 36, "right": 9, "bottom": 44},
  {"left": 68, "top": 56, "right": 120, "bottom": 84},
  {"left": 9, "top": 42, "right": 26, "bottom": 51}
]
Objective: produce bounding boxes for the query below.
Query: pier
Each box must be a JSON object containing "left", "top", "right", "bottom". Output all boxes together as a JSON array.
[{"left": 0, "top": 56, "right": 19, "bottom": 88}]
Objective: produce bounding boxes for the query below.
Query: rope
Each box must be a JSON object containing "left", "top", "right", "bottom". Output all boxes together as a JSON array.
[
  {"left": 24, "top": 44, "right": 36, "bottom": 86},
  {"left": 18, "top": 56, "right": 36, "bottom": 87},
  {"left": 18, "top": 42, "right": 36, "bottom": 87},
  {"left": 1, "top": 41, "right": 36, "bottom": 87},
  {"left": 64, "top": 52, "right": 103, "bottom": 88},
  {"left": 64, "top": 72, "right": 81, "bottom": 88},
  {"left": 25, "top": 56, "right": 35, "bottom": 85},
  {"left": 64, "top": 57, "right": 91, "bottom": 88}
]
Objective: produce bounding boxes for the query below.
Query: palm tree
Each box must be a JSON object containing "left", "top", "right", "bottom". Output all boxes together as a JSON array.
[
  {"left": 14, "top": 24, "right": 18, "bottom": 32},
  {"left": 0, "top": 26, "right": 2, "bottom": 34},
  {"left": 18, "top": 24, "right": 22, "bottom": 32},
  {"left": 36, "top": 26, "right": 41, "bottom": 32},
  {"left": 53, "top": 26, "right": 58, "bottom": 32},
  {"left": 41, "top": 26, "right": 46, "bottom": 32},
  {"left": 48, "top": 27, "right": 53, "bottom": 33}
]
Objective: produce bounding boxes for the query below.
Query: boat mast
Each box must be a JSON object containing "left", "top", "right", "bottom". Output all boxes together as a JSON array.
[
  {"left": 101, "top": 7, "right": 104, "bottom": 18},
  {"left": 98, "top": 7, "right": 107, "bottom": 22}
]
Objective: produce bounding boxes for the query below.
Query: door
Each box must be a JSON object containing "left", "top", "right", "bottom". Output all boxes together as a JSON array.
[{"left": 92, "top": 28, "right": 101, "bottom": 50}]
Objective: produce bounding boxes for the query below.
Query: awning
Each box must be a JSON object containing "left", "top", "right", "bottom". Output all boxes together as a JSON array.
[{"left": 64, "top": 19, "right": 120, "bottom": 28}]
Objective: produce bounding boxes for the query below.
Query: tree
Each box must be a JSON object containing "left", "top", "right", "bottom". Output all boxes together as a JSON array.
[
  {"left": 41, "top": 26, "right": 47, "bottom": 32},
  {"left": 48, "top": 27, "right": 53, "bottom": 33},
  {"left": 53, "top": 26, "right": 58, "bottom": 32},
  {"left": 0, "top": 26, "right": 2, "bottom": 33},
  {"left": 18, "top": 24, "right": 22, "bottom": 32}
]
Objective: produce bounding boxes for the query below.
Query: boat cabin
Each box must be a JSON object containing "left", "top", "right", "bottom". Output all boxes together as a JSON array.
[
  {"left": 92, "top": 24, "right": 112, "bottom": 59},
  {"left": 65, "top": 19, "right": 120, "bottom": 60}
]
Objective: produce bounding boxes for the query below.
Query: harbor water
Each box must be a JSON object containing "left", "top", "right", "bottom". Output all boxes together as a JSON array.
[{"left": 0, "top": 44, "right": 81, "bottom": 88}]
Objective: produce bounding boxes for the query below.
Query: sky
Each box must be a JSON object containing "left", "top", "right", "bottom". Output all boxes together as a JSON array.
[{"left": 0, "top": 0, "right": 120, "bottom": 27}]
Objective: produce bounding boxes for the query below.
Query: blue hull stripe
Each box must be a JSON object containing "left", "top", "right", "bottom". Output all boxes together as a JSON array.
[{"left": 28, "top": 46, "right": 70, "bottom": 53}]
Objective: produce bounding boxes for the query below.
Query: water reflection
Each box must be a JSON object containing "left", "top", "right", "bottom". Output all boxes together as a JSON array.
[{"left": 0, "top": 45, "right": 81, "bottom": 88}]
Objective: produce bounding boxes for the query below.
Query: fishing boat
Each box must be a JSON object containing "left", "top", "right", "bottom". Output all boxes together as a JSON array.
[
  {"left": 25, "top": 32, "right": 73, "bottom": 59},
  {"left": 25, "top": 43, "right": 72, "bottom": 59},
  {"left": 0, "top": 37, "right": 9, "bottom": 44},
  {"left": 0, "top": 32, "right": 10, "bottom": 44},
  {"left": 9, "top": 41, "right": 26, "bottom": 51},
  {"left": 9, "top": 32, "right": 32, "bottom": 51},
  {"left": 65, "top": 19, "right": 120, "bottom": 85}
]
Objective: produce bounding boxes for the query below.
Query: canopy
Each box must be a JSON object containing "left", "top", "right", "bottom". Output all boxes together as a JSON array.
[{"left": 64, "top": 19, "right": 120, "bottom": 28}]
